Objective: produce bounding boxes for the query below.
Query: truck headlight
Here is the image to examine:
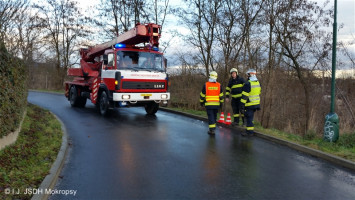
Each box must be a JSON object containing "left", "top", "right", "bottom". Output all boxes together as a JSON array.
[
  {"left": 122, "top": 95, "right": 130, "bottom": 100},
  {"left": 161, "top": 94, "right": 168, "bottom": 99}
]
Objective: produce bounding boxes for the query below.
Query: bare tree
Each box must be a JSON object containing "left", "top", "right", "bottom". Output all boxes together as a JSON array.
[
  {"left": 274, "top": 0, "right": 332, "bottom": 134},
  {"left": 33, "top": 0, "right": 91, "bottom": 88},
  {"left": 95, "top": 0, "right": 170, "bottom": 43},
  {"left": 177, "top": 0, "right": 222, "bottom": 76},
  {"left": 215, "top": 0, "right": 245, "bottom": 83},
  {"left": 96, "top": 0, "right": 146, "bottom": 39},
  {"left": 259, "top": 0, "right": 286, "bottom": 128},
  {"left": 0, "top": 0, "right": 28, "bottom": 50},
  {"left": 240, "top": 0, "right": 264, "bottom": 70},
  {"left": 339, "top": 35, "right": 355, "bottom": 69}
]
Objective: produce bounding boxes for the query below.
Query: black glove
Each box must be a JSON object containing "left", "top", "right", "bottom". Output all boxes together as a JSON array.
[
  {"left": 220, "top": 103, "right": 223, "bottom": 109},
  {"left": 200, "top": 102, "right": 204, "bottom": 107},
  {"left": 256, "top": 107, "right": 261, "bottom": 111}
]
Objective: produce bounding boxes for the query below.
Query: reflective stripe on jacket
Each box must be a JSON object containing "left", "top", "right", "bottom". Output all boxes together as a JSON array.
[
  {"left": 200, "top": 82, "right": 224, "bottom": 106},
  {"left": 206, "top": 82, "right": 221, "bottom": 106},
  {"left": 241, "top": 80, "right": 261, "bottom": 107},
  {"left": 225, "top": 76, "right": 246, "bottom": 99}
]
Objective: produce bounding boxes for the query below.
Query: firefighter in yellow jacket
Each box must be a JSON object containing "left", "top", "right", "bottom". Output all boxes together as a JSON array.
[
  {"left": 240, "top": 69, "right": 261, "bottom": 136},
  {"left": 200, "top": 71, "right": 224, "bottom": 135}
]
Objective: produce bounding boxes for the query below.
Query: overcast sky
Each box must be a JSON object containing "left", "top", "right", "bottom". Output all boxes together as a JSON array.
[
  {"left": 76, "top": 0, "right": 354, "bottom": 38},
  {"left": 74, "top": 0, "right": 354, "bottom": 68},
  {"left": 318, "top": 0, "right": 355, "bottom": 43}
]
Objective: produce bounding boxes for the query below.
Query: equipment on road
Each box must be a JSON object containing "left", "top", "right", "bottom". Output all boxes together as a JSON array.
[
  {"left": 218, "top": 112, "right": 225, "bottom": 123},
  {"left": 225, "top": 113, "right": 232, "bottom": 125},
  {"left": 65, "top": 23, "right": 170, "bottom": 115}
]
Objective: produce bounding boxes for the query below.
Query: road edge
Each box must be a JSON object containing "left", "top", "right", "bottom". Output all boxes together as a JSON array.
[
  {"left": 31, "top": 112, "right": 69, "bottom": 200},
  {"left": 159, "top": 107, "right": 355, "bottom": 171}
]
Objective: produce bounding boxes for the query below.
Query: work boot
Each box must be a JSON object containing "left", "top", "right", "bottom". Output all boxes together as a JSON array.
[
  {"left": 241, "top": 132, "right": 247, "bottom": 137},
  {"left": 247, "top": 131, "right": 254, "bottom": 137},
  {"left": 207, "top": 130, "right": 215, "bottom": 135},
  {"left": 232, "top": 122, "right": 238, "bottom": 127}
]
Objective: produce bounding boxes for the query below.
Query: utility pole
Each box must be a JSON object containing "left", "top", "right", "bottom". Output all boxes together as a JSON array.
[{"left": 324, "top": 0, "right": 339, "bottom": 142}]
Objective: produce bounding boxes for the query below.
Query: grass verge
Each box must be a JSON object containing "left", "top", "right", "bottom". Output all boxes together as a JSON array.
[
  {"left": 29, "top": 89, "right": 65, "bottom": 94},
  {"left": 166, "top": 106, "right": 355, "bottom": 162},
  {"left": 0, "top": 103, "right": 62, "bottom": 200}
]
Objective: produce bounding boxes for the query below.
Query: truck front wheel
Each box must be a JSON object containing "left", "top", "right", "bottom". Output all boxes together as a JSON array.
[
  {"left": 145, "top": 102, "right": 159, "bottom": 115},
  {"left": 99, "top": 91, "right": 109, "bottom": 116}
]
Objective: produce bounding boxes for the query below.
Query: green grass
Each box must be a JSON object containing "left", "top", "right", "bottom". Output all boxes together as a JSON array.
[
  {"left": 168, "top": 107, "right": 207, "bottom": 117},
  {"left": 0, "top": 104, "right": 62, "bottom": 200},
  {"left": 29, "top": 89, "right": 65, "bottom": 94},
  {"left": 167, "top": 106, "right": 355, "bottom": 162},
  {"left": 254, "top": 124, "right": 355, "bottom": 162}
]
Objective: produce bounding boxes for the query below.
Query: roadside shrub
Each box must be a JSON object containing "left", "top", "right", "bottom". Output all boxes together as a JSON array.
[
  {"left": 0, "top": 41, "right": 28, "bottom": 137},
  {"left": 337, "top": 132, "right": 355, "bottom": 149},
  {"left": 304, "top": 129, "right": 317, "bottom": 140}
]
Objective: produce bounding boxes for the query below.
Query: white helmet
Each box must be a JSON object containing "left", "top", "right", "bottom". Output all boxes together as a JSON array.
[
  {"left": 230, "top": 68, "right": 238, "bottom": 74},
  {"left": 209, "top": 71, "right": 218, "bottom": 80},
  {"left": 246, "top": 69, "right": 258, "bottom": 81},
  {"left": 246, "top": 69, "right": 257, "bottom": 76}
]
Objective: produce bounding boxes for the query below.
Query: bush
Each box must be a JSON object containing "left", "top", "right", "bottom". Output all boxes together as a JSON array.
[
  {"left": 304, "top": 129, "right": 317, "bottom": 140},
  {"left": 0, "top": 41, "right": 28, "bottom": 137},
  {"left": 337, "top": 132, "right": 355, "bottom": 149}
]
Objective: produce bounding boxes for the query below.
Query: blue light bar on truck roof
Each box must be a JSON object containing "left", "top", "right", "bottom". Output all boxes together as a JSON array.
[{"left": 115, "top": 43, "right": 126, "bottom": 48}]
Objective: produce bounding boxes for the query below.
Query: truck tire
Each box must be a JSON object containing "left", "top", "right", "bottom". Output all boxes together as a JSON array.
[
  {"left": 78, "top": 96, "right": 87, "bottom": 108},
  {"left": 99, "top": 91, "right": 109, "bottom": 116},
  {"left": 70, "top": 86, "right": 86, "bottom": 107},
  {"left": 69, "top": 86, "right": 79, "bottom": 107},
  {"left": 145, "top": 102, "right": 159, "bottom": 115}
]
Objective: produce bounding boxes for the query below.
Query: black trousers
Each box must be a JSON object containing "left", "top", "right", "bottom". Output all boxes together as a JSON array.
[
  {"left": 245, "top": 108, "right": 255, "bottom": 134},
  {"left": 206, "top": 107, "right": 218, "bottom": 131},
  {"left": 231, "top": 98, "right": 244, "bottom": 124}
]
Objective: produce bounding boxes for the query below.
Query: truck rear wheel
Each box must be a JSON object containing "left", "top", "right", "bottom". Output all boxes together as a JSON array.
[
  {"left": 78, "top": 96, "right": 87, "bottom": 107},
  {"left": 145, "top": 102, "right": 159, "bottom": 115},
  {"left": 99, "top": 91, "right": 109, "bottom": 116},
  {"left": 69, "top": 86, "right": 86, "bottom": 107},
  {"left": 69, "top": 86, "right": 79, "bottom": 107}
]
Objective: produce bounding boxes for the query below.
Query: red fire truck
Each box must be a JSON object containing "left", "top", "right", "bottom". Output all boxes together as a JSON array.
[{"left": 65, "top": 23, "right": 170, "bottom": 115}]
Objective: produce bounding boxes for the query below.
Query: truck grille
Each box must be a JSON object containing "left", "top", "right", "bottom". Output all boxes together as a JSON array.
[{"left": 122, "top": 81, "right": 165, "bottom": 89}]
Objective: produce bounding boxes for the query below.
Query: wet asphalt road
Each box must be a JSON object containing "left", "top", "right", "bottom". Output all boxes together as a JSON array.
[{"left": 28, "top": 91, "right": 355, "bottom": 200}]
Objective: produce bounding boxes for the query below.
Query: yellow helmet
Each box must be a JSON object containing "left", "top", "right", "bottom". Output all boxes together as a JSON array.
[
  {"left": 209, "top": 71, "right": 218, "bottom": 80},
  {"left": 230, "top": 68, "right": 238, "bottom": 74}
]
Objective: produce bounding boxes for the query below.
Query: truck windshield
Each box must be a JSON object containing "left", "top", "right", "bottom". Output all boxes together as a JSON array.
[{"left": 117, "top": 51, "right": 164, "bottom": 72}]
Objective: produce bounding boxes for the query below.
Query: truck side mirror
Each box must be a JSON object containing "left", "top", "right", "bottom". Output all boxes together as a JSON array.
[
  {"left": 164, "top": 58, "right": 167, "bottom": 69},
  {"left": 103, "top": 54, "right": 108, "bottom": 65}
]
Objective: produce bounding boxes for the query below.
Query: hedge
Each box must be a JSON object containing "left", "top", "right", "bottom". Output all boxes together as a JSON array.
[{"left": 0, "top": 41, "right": 28, "bottom": 138}]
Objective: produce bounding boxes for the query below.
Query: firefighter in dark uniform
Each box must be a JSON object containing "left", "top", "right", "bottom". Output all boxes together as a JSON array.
[
  {"left": 240, "top": 69, "right": 261, "bottom": 136},
  {"left": 225, "top": 68, "right": 246, "bottom": 126},
  {"left": 200, "top": 71, "right": 224, "bottom": 135}
]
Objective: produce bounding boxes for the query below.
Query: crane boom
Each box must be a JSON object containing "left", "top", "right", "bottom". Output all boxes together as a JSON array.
[{"left": 81, "top": 23, "right": 161, "bottom": 62}]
